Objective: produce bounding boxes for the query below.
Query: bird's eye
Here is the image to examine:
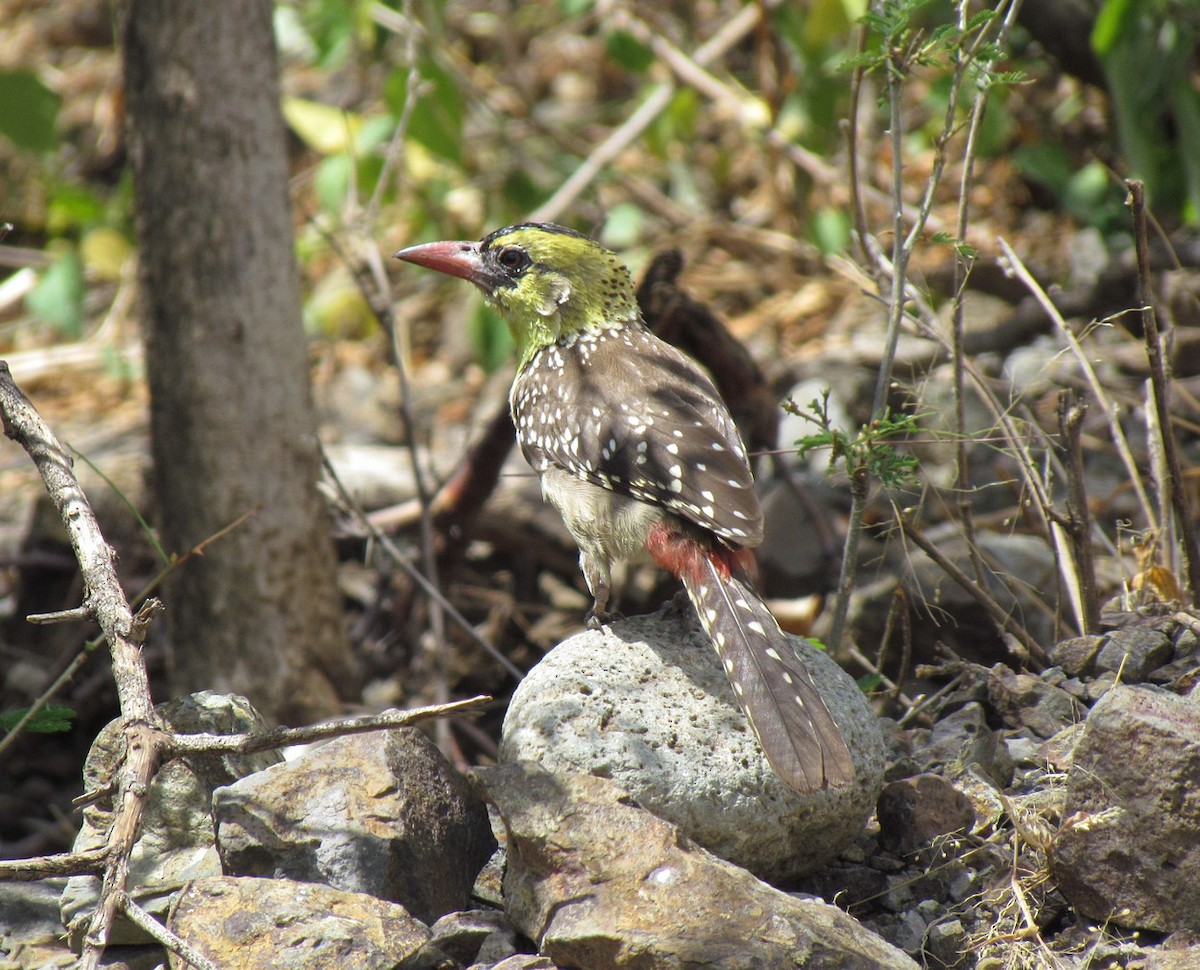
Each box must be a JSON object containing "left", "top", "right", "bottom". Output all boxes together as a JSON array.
[{"left": 496, "top": 247, "right": 530, "bottom": 273}]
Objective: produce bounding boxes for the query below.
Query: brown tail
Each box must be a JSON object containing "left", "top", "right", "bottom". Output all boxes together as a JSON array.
[{"left": 681, "top": 557, "right": 856, "bottom": 792}]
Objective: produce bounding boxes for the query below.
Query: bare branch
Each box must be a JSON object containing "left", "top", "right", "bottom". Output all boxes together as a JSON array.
[{"left": 166, "top": 695, "right": 494, "bottom": 756}]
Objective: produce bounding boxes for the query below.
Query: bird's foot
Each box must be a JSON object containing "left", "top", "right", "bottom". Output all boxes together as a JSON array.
[{"left": 585, "top": 606, "right": 624, "bottom": 630}]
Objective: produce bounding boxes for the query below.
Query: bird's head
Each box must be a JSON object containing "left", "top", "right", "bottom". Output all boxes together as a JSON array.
[{"left": 395, "top": 223, "right": 638, "bottom": 368}]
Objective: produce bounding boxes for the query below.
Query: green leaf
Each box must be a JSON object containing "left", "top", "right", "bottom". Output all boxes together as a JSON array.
[
  {"left": 27, "top": 248, "right": 85, "bottom": 337},
  {"left": 503, "top": 169, "right": 548, "bottom": 212},
  {"left": 0, "top": 69, "right": 60, "bottom": 153},
  {"left": 313, "top": 153, "right": 351, "bottom": 215},
  {"left": 384, "top": 59, "right": 463, "bottom": 165},
  {"left": 605, "top": 31, "right": 655, "bottom": 72},
  {"left": 600, "top": 202, "right": 644, "bottom": 249},
  {"left": 810, "top": 207, "right": 850, "bottom": 255},
  {"left": 283, "top": 97, "right": 364, "bottom": 155},
  {"left": 1011, "top": 142, "right": 1073, "bottom": 196},
  {"left": 47, "top": 183, "right": 105, "bottom": 234},
  {"left": 1091, "top": 0, "right": 1137, "bottom": 57},
  {"left": 0, "top": 703, "right": 75, "bottom": 734}
]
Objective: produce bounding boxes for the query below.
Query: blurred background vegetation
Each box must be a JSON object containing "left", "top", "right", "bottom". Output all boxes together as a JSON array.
[{"left": 2, "top": 0, "right": 1196, "bottom": 377}]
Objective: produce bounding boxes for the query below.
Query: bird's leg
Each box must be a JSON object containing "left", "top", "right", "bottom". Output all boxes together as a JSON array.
[{"left": 581, "top": 552, "right": 621, "bottom": 628}]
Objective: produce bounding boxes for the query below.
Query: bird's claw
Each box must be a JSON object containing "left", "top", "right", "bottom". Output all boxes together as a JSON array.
[{"left": 585, "top": 606, "right": 624, "bottom": 630}]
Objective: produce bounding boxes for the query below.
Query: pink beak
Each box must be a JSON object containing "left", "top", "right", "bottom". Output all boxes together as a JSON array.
[{"left": 394, "top": 239, "right": 496, "bottom": 291}]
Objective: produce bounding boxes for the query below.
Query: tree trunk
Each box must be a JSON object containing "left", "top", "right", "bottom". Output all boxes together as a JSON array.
[{"left": 121, "top": 0, "right": 356, "bottom": 722}]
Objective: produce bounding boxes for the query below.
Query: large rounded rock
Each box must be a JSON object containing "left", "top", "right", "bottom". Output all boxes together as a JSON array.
[{"left": 500, "top": 605, "right": 884, "bottom": 882}]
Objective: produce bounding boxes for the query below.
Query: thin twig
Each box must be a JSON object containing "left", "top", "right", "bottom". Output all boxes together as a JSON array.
[
  {"left": 0, "top": 361, "right": 163, "bottom": 970},
  {"left": 0, "top": 509, "right": 250, "bottom": 762},
  {"left": 321, "top": 447, "right": 525, "bottom": 681},
  {"left": 529, "top": 2, "right": 765, "bottom": 223},
  {"left": 897, "top": 512, "right": 1048, "bottom": 667},
  {"left": 1128, "top": 179, "right": 1200, "bottom": 598},
  {"left": 828, "top": 464, "right": 868, "bottom": 651},
  {"left": 1057, "top": 391, "right": 1100, "bottom": 632},
  {"left": 118, "top": 892, "right": 220, "bottom": 970},
  {"left": 997, "top": 237, "right": 1157, "bottom": 532},
  {"left": 0, "top": 847, "right": 108, "bottom": 882},
  {"left": 165, "top": 695, "right": 492, "bottom": 756}
]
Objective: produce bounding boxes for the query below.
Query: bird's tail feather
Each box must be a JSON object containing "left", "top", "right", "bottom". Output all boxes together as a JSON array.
[{"left": 681, "top": 556, "right": 856, "bottom": 792}]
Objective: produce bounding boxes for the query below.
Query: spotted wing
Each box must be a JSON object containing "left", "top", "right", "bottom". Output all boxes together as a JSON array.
[{"left": 511, "top": 324, "right": 763, "bottom": 547}]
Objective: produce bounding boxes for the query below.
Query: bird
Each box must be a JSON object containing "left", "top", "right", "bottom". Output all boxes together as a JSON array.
[{"left": 395, "top": 222, "right": 855, "bottom": 792}]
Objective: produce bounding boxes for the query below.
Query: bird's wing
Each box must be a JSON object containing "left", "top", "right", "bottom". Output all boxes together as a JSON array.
[{"left": 512, "top": 324, "right": 764, "bottom": 547}]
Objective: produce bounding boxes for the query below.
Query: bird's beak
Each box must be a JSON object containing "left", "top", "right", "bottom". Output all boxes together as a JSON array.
[{"left": 394, "top": 240, "right": 496, "bottom": 292}]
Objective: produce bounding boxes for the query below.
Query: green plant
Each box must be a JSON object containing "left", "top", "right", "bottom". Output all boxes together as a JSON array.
[{"left": 788, "top": 392, "right": 921, "bottom": 490}]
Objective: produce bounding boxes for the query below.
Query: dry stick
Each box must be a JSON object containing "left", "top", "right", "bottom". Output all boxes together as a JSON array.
[
  {"left": 2, "top": 699, "right": 495, "bottom": 884},
  {"left": 363, "top": 0, "right": 422, "bottom": 230},
  {"left": 529, "top": 1, "right": 764, "bottom": 224},
  {"left": 312, "top": 220, "right": 456, "bottom": 743},
  {"left": 166, "top": 695, "right": 492, "bottom": 756},
  {"left": 0, "top": 512, "right": 253, "bottom": 761},
  {"left": 896, "top": 512, "right": 1050, "bottom": 667},
  {"left": 0, "top": 362, "right": 160, "bottom": 970},
  {"left": 0, "top": 847, "right": 108, "bottom": 882},
  {"left": 845, "top": 23, "right": 873, "bottom": 269},
  {"left": 321, "top": 448, "right": 524, "bottom": 682},
  {"left": 1128, "top": 179, "right": 1200, "bottom": 598},
  {"left": 997, "top": 238, "right": 1158, "bottom": 533},
  {"left": 950, "top": 11, "right": 1010, "bottom": 592},
  {"left": 903, "top": 288, "right": 1080, "bottom": 638},
  {"left": 119, "top": 892, "right": 220, "bottom": 970},
  {"left": 1143, "top": 378, "right": 1180, "bottom": 576},
  {"left": 1057, "top": 392, "right": 1100, "bottom": 633},
  {"left": 832, "top": 6, "right": 1017, "bottom": 651}
]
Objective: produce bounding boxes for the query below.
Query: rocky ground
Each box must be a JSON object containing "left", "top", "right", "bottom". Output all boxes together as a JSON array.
[
  {"left": 4, "top": 197, "right": 1200, "bottom": 970},
  {"left": 2, "top": 600, "right": 1199, "bottom": 969}
]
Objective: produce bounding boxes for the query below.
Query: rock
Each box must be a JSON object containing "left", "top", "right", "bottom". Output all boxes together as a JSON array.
[
  {"left": 476, "top": 763, "right": 918, "bottom": 969},
  {"left": 60, "top": 692, "right": 282, "bottom": 948},
  {"left": 887, "top": 909, "right": 927, "bottom": 955},
  {"left": 1094, "top": 625, "right": 1173, "bottom": 681},
  {"left": 167, "top": 876, "right": 429, "bottom": 970},
  {"left": 911, "top": 702, "right": 988, "bottom": 768},
  {"left": 474, "top": 957, "right": 559, "bottom": 970},
  {"left": 1047, "top": 635, "right": 1103, "bottom": 676},
  {"left": 1050, "top": 685, "right": 1200, "bottom": 932},
  {"left": 987, "top": 664, "right": 1084, "bottom": 739},
  {"left": 499, "top": 606, "right": 884, "bottom": 883},
  {"left": 214, "top": 727, "right": 496, "bottom": 924},
  {"left": 925, "top": 918, "right": 969, "bottom": 968},
  {"left": 428, "top": 909, "right": 519, "bottom": 967},
  {"left": 1, "top": 880, "right": 79, "bottom": 969},
  {"left": 877, "top": 774, "right": 975, "bottom": 856},
  {"left": 1145, "top": 944, "right": 1200, "bottom": 970}
]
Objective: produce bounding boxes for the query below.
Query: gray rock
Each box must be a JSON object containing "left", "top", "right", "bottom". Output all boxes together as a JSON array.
[
  {"left": 428, "top": 909, "right": 518, "bottom": 966},
  {"left": 887, "top": 909, "right": 928, "bottom": 955},
  {"left": 1048, "top": 635, "right": 1103, "bottom": 676},
  {"left": 877, "top": 774, "right": 975, "bottom": 856},
  {"left": 2, "top": 880, "right": 78, "bottom": 969},
  {"left": 1094, "top": 625, "right": 1173, "bottom": 681},
  {"left": 60, "top": 691, "right": 281, "bottom": 948},
  {"left": 167, "top": 876, "right": 429, "bottom": 970},
  {"left": 476, "top": 762, "right": 919, "bottom": 969},
  {"left": 1144, "top": 944, "right": 1200, "bottom": 969},
  {"left": 1050, "top": 685, "right": 1200, "bottom": 932},
  {"left": 473, "top": 957, "right": 559, "bottom": 970},
  {"left": 988, "top": 664, "right": 1084, "bottom": 739},
  {"left": 500, "top": 606, "right": 885, "bottom": 883},
  {"left": 925, "top": 918, "right": 969, "bottom": 968},
  {"left": 214, "top": 727, "right": 496, "bottom": 924}
]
